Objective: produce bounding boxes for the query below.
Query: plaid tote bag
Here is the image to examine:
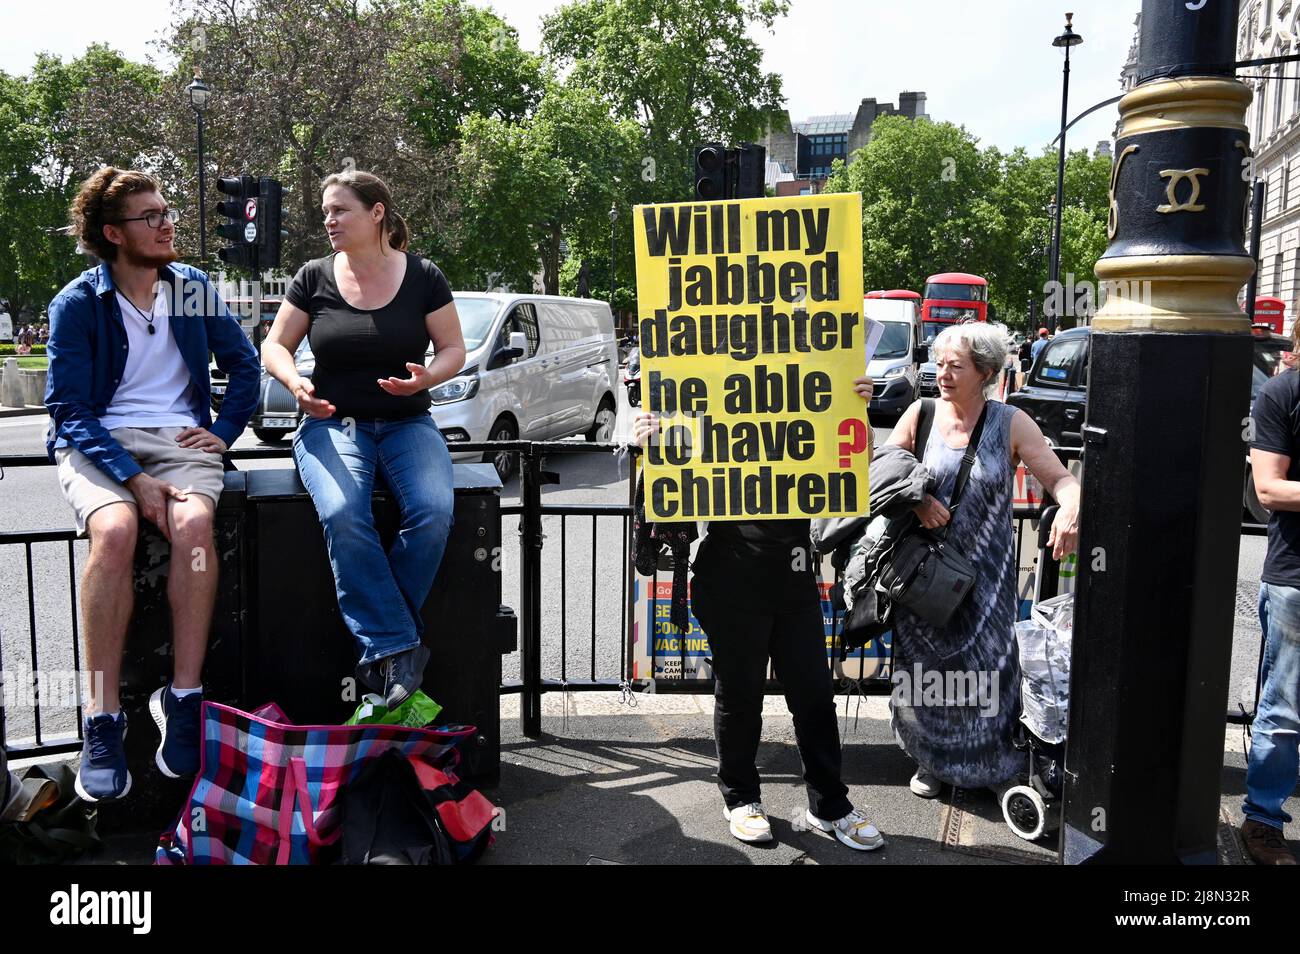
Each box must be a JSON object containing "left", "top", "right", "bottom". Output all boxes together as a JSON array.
[{"left": 156, "top": 701, "right": 474, "bottom": 865}]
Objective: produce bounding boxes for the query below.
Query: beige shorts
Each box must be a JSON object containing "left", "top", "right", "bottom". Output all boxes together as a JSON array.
[{"left": 56, "top": 426, "right": 226, "bottom": 533}]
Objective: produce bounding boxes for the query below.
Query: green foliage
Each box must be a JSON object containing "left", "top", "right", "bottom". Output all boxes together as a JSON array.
[
  {"left": 0, "top": 46, "right": 163, "bottom": 317},
  {"left": 826, "top": 116, "right": 1003, "bottom": 293},
  {"left": 402, "top": 0, "right": 546, "bottom": 150},
  {"left": 542, "top": 0, "right": 788, "bottom": 201},
  {"left": 826, "top": 116, "right": 1113, "bottom": 332}
]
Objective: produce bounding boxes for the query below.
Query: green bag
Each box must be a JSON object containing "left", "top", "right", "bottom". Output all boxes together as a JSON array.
[
  {"left": 0, "top": 762, "right": 100, "bottom": 865},
  {"left": 345, "top": 690, "right": 443, "bottom": 729}
]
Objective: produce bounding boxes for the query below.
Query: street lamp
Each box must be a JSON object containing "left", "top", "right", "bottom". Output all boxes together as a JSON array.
[
  {"left": 187, "top": 71, "right": 211, "bottom": 263},
  {"left": 1049, "top": 12, "right": 1082, "bottom": 334},
  {"left": 609, "top": 201, "right": 619, "bottom": 322}
]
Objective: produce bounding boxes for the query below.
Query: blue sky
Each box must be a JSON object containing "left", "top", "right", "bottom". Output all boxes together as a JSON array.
[{"left": 1, "top": 0, "right": 1142, "bottom": 155}]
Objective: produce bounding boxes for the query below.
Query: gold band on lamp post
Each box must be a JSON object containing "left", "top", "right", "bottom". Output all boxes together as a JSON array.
[
  {"left": 1115, "top": 77, "right": 1251, "bottom": 138},
  {"left": 1093, "top": 255, "right": 1256, "bottom": 333}
]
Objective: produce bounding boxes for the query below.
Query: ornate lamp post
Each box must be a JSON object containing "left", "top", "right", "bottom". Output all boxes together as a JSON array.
[
  {"left": 187, "top": 72, "right": 211, "bottom": 262},
  {"left": 1049, "top": 13, "right": 1082, "bottom": 330}
]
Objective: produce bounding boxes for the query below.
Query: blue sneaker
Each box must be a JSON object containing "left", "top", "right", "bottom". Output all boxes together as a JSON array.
[
  {"left": 74, "top": 712, "right": 132, "bottom": 802},
  {"left": 150, "top": 684, "right": 203, "bottom": 778}
]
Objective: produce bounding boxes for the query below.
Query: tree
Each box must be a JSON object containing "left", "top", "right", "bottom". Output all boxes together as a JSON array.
[
  {"left": 542, "top": 0, "right": 788, "bottom": 201},
  {"left": 824, "top": 116, "right": 1005, "bottom": 297},
  {"left": 824, "top": 116, "right": 1113, "bottom": 332},
  {"left": 450, "top": 80, "right": 643, "bottom": 295},
  {"left": 401, "top": 0, "right": 547, "bottom": 152},
  {"left": 990, "top": 146, "right": 1111, "bottom": 329},
  {"left": 0, "top": 47, "right": 163, "bottom": 316},
  {"left": 146, "top": 0, "right": 463, "bottom": 273}
]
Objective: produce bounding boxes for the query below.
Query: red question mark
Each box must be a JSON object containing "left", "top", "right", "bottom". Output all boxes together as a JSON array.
[{"left": 837, "top": 418, "right": 868, "bottom": 468}]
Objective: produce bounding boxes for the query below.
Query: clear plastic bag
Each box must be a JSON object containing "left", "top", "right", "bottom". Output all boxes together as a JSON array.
[{"left": 1014, "top": 592, "right": 1073, "bottom": 744}]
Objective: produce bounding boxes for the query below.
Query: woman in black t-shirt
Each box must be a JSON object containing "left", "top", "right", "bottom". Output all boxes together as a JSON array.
[{"left": 263, "top": 170, "right": 466, "bottom": 708}]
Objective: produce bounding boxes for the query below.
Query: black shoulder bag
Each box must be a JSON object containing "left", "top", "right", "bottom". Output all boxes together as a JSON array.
[{"left": 878, "top": 400, "right": 990, "bottom": 627}]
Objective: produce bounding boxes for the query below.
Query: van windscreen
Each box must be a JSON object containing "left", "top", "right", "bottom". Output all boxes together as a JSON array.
[
  {"left": 453, "top": 297, "right": 502, "bottom": 350},
  {"left": 875, "top": 321, "right": 911, "bottom": 359}
]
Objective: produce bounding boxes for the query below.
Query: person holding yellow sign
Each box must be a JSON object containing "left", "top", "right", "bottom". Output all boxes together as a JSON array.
[
  {"left": 633, "top": 192, "right": 886, "bottom": 849},
  {"left": 635, "top": 373, "right": 881, "bottom": 850}
]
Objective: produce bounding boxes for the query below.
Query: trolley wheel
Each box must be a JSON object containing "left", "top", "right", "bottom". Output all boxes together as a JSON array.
[{"left": 1001, "top": 784, "right": 1047, "bottom": 841}]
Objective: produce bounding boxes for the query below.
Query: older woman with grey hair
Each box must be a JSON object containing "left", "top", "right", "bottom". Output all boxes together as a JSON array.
[{"left": 883, "top": 321, "right": 1080, "bottom": 797}]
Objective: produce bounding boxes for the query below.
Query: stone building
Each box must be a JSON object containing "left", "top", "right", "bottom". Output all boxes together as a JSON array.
[
  {"left": 1238, "top": 0, "right": 1300, "bottom": 331},
  {"left": 764, "top": 92, "right": 928, "bottom": 194}
]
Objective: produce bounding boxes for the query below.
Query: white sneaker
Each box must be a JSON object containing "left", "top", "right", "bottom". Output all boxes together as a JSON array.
[
  {"left": 910, "top": 768, "right": 942, "bottom": 798},
  {"left": 806, "top": 807, "right": 885, "bottom": 851},
  {"left": 723, "top": 802, "right": 773, "bottom": 843}
]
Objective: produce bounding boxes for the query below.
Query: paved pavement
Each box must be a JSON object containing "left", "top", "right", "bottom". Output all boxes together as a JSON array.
[{"left": 48, "top": 691, "right": 1288, "bottom": 865}]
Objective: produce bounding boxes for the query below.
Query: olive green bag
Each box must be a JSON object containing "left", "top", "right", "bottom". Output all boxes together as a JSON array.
[{"left": 0, "top": 755, "right": 100, "bottom": 865}]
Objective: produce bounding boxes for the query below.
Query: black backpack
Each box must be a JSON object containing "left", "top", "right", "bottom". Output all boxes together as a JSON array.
[{"left": 341, "top": 747, "right": 496, "bottom": 865}]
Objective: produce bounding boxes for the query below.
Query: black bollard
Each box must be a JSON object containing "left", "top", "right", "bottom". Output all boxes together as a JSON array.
[{"left": 1061, "top": 0, "right": 1254, "bottom": 863}]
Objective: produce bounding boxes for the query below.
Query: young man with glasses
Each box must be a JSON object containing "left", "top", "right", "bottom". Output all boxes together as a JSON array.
[{"left": 45, "top": 167, "right": 260, "bottom": 802}]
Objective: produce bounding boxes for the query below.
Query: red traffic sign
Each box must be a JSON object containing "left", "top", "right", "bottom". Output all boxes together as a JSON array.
[{"left": 244, "top": 199, "right": 258, "bottom": 220}]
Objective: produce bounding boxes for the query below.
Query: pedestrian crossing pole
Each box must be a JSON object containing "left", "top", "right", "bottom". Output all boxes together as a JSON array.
[{"left": 1061, "top": 0, "right": 1255, "bottom": 863}]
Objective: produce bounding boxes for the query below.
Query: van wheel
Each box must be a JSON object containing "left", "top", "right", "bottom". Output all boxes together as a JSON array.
[
  {"left": 254, "top": 428, "right": 289, "bottom": 444},
  {"left": 1246, "top": 468, "right": 1270, "bottom": 525},
  {"left": 484, "top": 416, "right": 518, "bottom": 483},
  {"left": 586, "top": 398, "right": 616, "bottom": 442}
]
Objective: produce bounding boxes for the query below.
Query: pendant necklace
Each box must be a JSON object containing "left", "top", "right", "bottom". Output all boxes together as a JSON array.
[{"left": 121, "top": 294, "right": 158, "bottom": 335}]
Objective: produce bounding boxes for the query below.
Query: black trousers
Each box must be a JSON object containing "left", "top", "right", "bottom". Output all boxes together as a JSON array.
[{"left": 690, "top": 539, "right": 852, "bottom": 821}]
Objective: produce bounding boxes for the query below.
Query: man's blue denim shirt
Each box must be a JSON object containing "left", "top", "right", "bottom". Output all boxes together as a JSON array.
[{"left": 43, "top": 261, "right": 261, "bottom": 483}]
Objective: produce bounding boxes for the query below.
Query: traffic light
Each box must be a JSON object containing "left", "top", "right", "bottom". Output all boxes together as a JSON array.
[
  {"left": 734, "top": 142, "right": 767, "bottom": 199},
  {"left": 256, "top": 178, "right": 284, "bottom": 271},
  {"left": 693, "top": 144, "right": 728, "bottom": 200},
  {"left": 693, "top": 143, "right": 766, "bottom": 200},
  {"left": 215, "top": 175, "right": 257, "bottom": 270}
]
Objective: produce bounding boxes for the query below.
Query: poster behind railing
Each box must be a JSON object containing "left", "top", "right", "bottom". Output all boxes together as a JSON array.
[{"left": 629, "top": 554, "right": 891, "bottom": 684}]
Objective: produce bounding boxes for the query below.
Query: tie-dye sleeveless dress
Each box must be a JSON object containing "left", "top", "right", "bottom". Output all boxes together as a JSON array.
[{"left": 889, "top": 399, "right": 1024, "bottom": 789}]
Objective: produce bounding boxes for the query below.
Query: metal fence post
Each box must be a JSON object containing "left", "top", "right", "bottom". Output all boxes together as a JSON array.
[{"left": 519, "top": 443, "right": 544, "bottom": 737}]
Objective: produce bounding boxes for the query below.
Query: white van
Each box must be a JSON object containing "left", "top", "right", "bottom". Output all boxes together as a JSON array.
[
  {"left": 431, "top": 293, "right": 619, "bottom": 481},
  {"left": 863, "top": 298, "right": 924, "bottom": 415}
]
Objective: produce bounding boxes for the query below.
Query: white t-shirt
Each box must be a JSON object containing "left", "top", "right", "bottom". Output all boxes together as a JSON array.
[{"left": 99, "top": 290, "right": 200, "bottom": 431}]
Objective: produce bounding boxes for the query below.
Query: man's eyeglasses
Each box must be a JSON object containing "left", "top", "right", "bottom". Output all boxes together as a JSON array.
[{"left": 115, "top": 209, "right": 180, "bottom": 229}]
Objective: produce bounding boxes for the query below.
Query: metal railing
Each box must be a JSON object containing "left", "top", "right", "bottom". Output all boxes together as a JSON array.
[{"left": 0, "top": 440, "right": 1259, "bottom": 756}]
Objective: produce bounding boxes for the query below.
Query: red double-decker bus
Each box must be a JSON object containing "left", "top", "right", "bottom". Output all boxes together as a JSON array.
[
  {"left": 866, "top": 288, "right": 923, "bottom": 304},
  {"left": 921, "top": 272, "right": 987, "bottom": 341}
]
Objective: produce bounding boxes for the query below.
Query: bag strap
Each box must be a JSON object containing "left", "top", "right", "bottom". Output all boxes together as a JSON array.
[
  {"left": 915, "top": 399, "right": 935, "bottom": 463},
  {"left": 936, "top": 402, "right": 991, "bottom": 541}
]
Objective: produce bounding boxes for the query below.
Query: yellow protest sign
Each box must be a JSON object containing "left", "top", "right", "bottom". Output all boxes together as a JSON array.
[{"left": 632, "top": 193, "right": 867, "bottom": 521}]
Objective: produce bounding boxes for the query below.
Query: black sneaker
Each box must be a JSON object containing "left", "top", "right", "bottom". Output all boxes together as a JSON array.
[
  {"left": 355, "top": 660, "right": 384, "bottom": 695},
  {"left": 74, "top": 712, "right": 132, "bottom": 802},
  {"left": 380, "top": 644, "right": 430, "bottom": 709},
  {"left": 150, "top": 684, "right": 203, "bottom": 778}
]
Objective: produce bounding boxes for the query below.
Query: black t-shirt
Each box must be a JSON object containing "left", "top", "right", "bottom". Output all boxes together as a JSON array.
[
  {"left": 695, "top": 519, "right": 817, "bottom": 600},
  {"left": 705, "top": 519, "right": 812, "bottom": 559},
  {"left": 285, "top": 252, "right": 454, "bottom": 420},
  {"left": 1252, "top": 368, "right": 1300, "bottom": 586}
]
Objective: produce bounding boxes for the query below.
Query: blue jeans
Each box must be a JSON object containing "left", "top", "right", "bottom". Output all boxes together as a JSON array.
[
  {"left": 293, "top": 414, "right": 454, "bottom": 665},
  {"left": 1243, "top": 583, "right": 1300, "bottom": 829}
]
